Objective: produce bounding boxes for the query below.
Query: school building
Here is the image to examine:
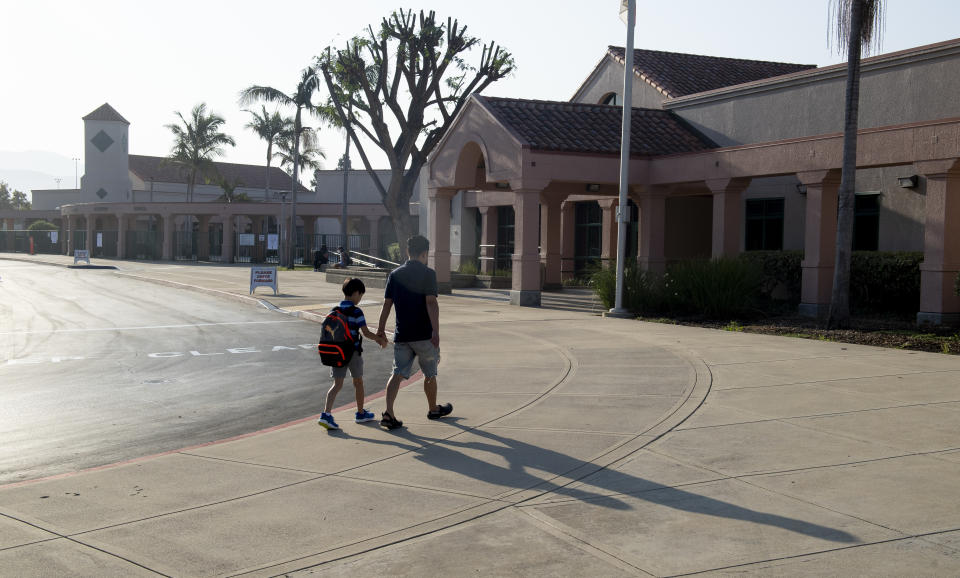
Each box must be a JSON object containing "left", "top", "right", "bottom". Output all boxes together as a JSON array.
[
  {"left": 0, "top": 103, "right": 417, "bottom": 262},
  {"left": 424, "top": 38, "right": 960, "bottom": 325}
]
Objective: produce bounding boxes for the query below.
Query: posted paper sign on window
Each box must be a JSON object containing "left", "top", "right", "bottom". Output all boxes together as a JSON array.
[
  {"left": 239, "top": 234, "right": 255, "bottom": 247},
  {"left": 249, "top": 266, "right": 278, "bottom": 295},
  {"left": 267, "top": 234, "right": 279, "bottom": 250}
]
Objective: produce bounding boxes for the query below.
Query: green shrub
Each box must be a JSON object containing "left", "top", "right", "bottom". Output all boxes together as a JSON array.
[
  {"left": 849, "top": 251, "right": 922, "bottom": 314},
  {"left": 27, "top": 220, "right": 58, "bottom": 231},
  {"left": 386, "top": 242, "right": 402, "bottom": 263},
  {"left": 737, "top": 250, "right": 803, "bottom": 304},
  {"left": 663, "top": 258, "right": 762, "bottom": 318},
  {"left": 589, "top": 263, "right": 659, "bottom": 312},
  {"left": 457, "top": 260, "right": 479, "bottom": 275}
]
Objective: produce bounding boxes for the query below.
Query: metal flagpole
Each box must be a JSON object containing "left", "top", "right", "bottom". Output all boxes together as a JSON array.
[{"left": 608, "top": 0, "right": 635, "bottom": 317}]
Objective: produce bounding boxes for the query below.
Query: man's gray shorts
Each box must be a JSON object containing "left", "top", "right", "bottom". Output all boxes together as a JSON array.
[
  {"left": 392, "top": 340, "right": 439, "bottom": 379},
  {"left": 330, "top": 353, "right": 363, "bottom": 379}
]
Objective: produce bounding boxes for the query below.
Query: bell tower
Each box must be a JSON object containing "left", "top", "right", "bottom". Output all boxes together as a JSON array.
[{"left": 81, "top": 103, "right": 131, "bottom": 202}]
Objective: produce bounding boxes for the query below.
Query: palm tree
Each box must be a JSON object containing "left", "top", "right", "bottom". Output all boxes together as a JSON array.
[
  {"left": 239, "top": 66, "right": 323, "bottom": 268},
  {"left": 165, "top": 103, "right": 236, "bottom": 203},
  {"left": 274, "top": 129, "right": 325, "bottom": 177},
  {"left": 827, "top": 0, "right": 885, "bottom": 328},
  {"left": 243, "top": 106, "right": 291, "bottom": 201}
]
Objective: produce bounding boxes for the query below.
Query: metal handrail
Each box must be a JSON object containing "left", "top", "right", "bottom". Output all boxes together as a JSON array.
[{"left": 349, "top": 250, "right": 400, "bottom": 269}]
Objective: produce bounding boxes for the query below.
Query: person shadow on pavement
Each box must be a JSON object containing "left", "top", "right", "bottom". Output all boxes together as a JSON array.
[{"left": 346, "top": 418, "right": 857, "bottom": 544}]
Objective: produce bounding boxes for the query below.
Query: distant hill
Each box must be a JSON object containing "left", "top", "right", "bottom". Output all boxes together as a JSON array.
[{"left": 0, "top": 151, "right": 80, "bottom": 200}]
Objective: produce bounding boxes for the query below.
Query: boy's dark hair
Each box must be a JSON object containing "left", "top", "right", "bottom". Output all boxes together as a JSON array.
[
  {"left": 407, "top": 235, "right": 429, "bottom": 258},
  {"left": 342, "top": 278, "right": 366, "bottom": 296}
]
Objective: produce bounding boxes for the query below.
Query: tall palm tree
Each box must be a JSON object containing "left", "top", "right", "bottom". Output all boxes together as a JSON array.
[
  {"left": 165, "top": 103, "right": 236, "bottom": 203},
  {"left": 239, "top": 66, "right": 323, "bottom": 268},
  {"left": 828, "top": 0, "right": 885, "bottom": 328},
  {"left": 243, "top": 106, "right": 291, "bottom": 201}
]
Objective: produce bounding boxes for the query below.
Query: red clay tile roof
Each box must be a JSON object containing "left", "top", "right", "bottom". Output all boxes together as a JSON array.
[
  {"left": 82, "top": 103, "right": 130, "bottom": 124},
  {"left": 128, "top": 155, "right": 311, "bottom": 192},
  {"left": 608, "top": 47, "right": 816, "bottom": 98},
  {"left": 478, "top": 97, "right": 715, "bottom": 156}
]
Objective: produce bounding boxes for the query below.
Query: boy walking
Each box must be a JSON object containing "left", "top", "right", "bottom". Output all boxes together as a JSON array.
[
  {"left": 376, "top": 235, "right": 453, "bottom": 430},
  {"left": 318, "top": 278, "right": 387, "bottom": 430}
]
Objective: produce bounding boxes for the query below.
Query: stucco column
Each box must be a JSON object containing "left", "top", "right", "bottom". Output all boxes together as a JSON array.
[
  {"left": 540, "top": 194, "right": 566, "bottom": 289},
  {"left": 222, "top": 215, "right": 235, "bottom": 264},
  {"left": 478, "top": 206, "right": 498, "bottom": 274},
  {"left": 66, "top": 216, "right": 76, "bottom": 255},
  {"left": 916, "top": 160, "right": 960, "bottom": 326},
  {"left": 85, "top": 215, "right": 95, "bottom": 254},
  {"left": 637, "top": 189, "right": 667, "bottom": 272},
  {"left": 798, "top": 170, "right": 841, "bottom": 319},
  {"left": 560, "top": 201, "right": 576, "bottom": 281},
  {"left": 160, "top": 214, "right": 175, "bottom": 261},
  {"left": 598, "top": 198, "right": 619, "bottom": 264},
  {"left": 428, "top": 187, "right": 456, "bottom": 294},
  {"left": 366, "top": 216, "right": 380, "bottom": 256},
  {"left": 197, "top": 215, "right": 211, "bottom": 261},
  {"left": 707, "top": 178, "right": 750, "bottom": 258},
  {"left": 116, "top": 214, "right": 127, "bottom": 260},
  {"left": 512, "top": 188, "right": 543, "bottom": 306}
]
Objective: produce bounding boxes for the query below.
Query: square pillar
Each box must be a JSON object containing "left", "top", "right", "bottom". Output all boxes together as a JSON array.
[
  {"left": 197, "top": 215, "right": 211, "bottom": 261},
  {"left": 367, "top": 216, "right": 380, "bottom": 256},
  {"left": 428, "top": 187, "right": 456, "bottom": 294},
  {"left": 560, "top": 201, "right": 576, "bottom": 281},
  {"left": 916, "top": 160, "right": 960, "bottom": 326},
  {"left": 222, "top": 215, "right": 235, "bottom": 264},
  {"left": 116, "top": 214, "right": 128, "bottom": 260},
  {"left": 161, "top": 214, "right": 175, "bottom": 261},
  {"left": 84, "top": 216, "right": 95, "bottom": 254},
  {"left": 478, "top": 206, "right": 498, "bottom": 274},
  {"left": 798, "top": 170, "right": 841, "bottom": 319},
  {"left": 638, "top": 189, "right": 667, "bottom": 273},
  {"left": 707, "top": 178, "right": 750, "bottom": 258},
  {"left": 512, "top": 189, "right": 542, "bottom": 306},
  {"left": 540, "top": 195, "right": 566, "bottom": 289},
  {"left": 66, "top": 216, "right": 76, "bottom": 255},
  {"left": 598, "top": 198, "right": 619, "bottom": 263}
]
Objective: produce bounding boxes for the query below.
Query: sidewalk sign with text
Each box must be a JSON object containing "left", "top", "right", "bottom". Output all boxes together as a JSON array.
[
  {"left": 74, "top": 250, "right": 90, "bottom": 265},
  {"left": 249, "top": 266, "right": 278, "bottom": 295}
]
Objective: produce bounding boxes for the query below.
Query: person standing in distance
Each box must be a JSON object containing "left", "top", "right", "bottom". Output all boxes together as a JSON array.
[{"left": 376, "top": 235, "right": 452, "bottom": 429}]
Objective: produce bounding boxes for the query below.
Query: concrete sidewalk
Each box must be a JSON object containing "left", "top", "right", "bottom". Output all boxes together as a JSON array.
[{"left": 1, "top": 254, "right": 959, "bottom": 576}]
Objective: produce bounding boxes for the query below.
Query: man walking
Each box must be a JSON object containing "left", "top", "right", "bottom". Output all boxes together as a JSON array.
[{"left": 376, "top": 235, "right": 452, "bottom": 429}]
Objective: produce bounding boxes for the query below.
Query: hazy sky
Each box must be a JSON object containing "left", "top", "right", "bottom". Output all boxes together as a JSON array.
[{"left": 3, "top": 0, "right": 959, "bottom": 188}]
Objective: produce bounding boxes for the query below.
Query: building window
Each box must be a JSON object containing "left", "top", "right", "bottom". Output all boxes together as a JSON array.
[
  {"left": 574, "top": 201, "right": 602, "bottom": 272},
  {"left": 600, "top": 92, "right": 620, "bottom": 106},
  {"left": 745, "top": 198, "right": 784, "bottom": 251},
  {"left": 853, "top": 193, "right": 880, "bottom": 251}
]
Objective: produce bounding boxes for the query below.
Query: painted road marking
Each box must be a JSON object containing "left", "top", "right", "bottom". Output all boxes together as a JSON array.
[
  {"left": 4, "top": 344, "right": 318, "bottom": 366},
  {"left": 148, "top": 344, "right": 315, "bottom": 358},
  {"left": 0, "top": 319, "right": 300, "bottom": 336}
]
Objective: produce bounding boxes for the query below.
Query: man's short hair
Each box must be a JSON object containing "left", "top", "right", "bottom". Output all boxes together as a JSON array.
[
  {"left": 407, "top": 235, "right": 429, "bottom": 258},
  {"left": 342, "top": 278, "right": 365, "bottom": 296}
]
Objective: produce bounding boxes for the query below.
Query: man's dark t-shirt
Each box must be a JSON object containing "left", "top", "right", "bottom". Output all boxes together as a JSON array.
[{"left": 384, "top": 260, "right": 438, "bottom": 343}]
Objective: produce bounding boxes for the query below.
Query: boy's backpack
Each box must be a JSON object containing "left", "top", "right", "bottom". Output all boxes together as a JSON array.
[{"left": 317, "top": 306, "right": 357, "bottom": 367}]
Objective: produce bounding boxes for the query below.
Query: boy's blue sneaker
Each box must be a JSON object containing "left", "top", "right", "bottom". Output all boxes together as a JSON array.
[
  {"left": 317, "top": 412, "right": 340, "bottom": 430},
  {"left": 355, "top": 409, "right": 376, "bottom": 423}
]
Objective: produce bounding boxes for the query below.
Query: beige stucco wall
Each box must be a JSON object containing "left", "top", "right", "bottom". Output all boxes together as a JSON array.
[
  {"left": 571, "top": 56, "right": 667, "bottom": 109},
  {"left": 665, "top": 43, "right": 960, "bottom": 147}
]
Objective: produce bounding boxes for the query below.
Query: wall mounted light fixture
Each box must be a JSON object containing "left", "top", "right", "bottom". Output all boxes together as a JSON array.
[
  {"left": 897, "top": 175, "right": 919, "bottom": 188},
  {"left": 796, "top": 184, "right": 808, "bottom": 194},
  {"left": 585, "top": 183, "right": 601, "bottom": 192}
]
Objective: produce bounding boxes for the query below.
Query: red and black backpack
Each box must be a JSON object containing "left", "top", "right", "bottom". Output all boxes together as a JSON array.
[{"left": 317, "top": 306, "right": 357, "bottom": 367}]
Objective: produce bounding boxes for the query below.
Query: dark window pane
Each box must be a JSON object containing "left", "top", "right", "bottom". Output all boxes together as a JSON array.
[{"left": 853, "top": 194, "right": 880, "bottom": 251}]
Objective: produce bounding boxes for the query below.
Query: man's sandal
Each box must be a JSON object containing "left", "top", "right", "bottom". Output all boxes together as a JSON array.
[{"left": 380, "top": 411, "right": 404, "bottom": 430}]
